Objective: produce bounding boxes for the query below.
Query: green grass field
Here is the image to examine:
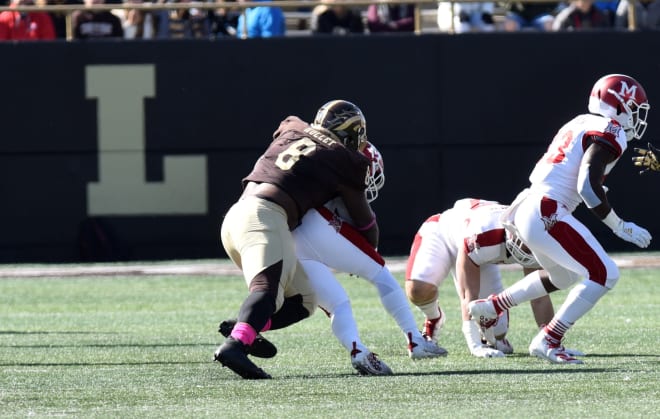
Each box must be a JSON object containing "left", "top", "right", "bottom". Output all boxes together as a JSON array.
[{"left": 0, "top": 261, "right": 658, "bottom": 418}]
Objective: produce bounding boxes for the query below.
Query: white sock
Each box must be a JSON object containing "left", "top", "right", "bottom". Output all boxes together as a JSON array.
[
  {"left": 418, "top": 300, "right": 441, "bottom": 320},
  {"left": 505, "top": 270, "right": 548, "bottom": 307},
  {"left": 331, "top": 301, "right": 366, "bottom": 353},
  {"left": 375, "top": 277, "right": 424, "bottom": 341}
]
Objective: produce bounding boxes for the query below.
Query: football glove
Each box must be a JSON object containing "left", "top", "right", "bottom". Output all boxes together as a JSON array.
[
  {"left": 462, "top": 320, "right": 505, "bottom": 358},
  {"left": 613, "top": 221, "right": 652, "bottom": 248},
  {"left": 603, "top": 210, "right": 652, "bottom": 248},
  {"left": 632, "top": 142, "right": 660, "bottom": 174}
]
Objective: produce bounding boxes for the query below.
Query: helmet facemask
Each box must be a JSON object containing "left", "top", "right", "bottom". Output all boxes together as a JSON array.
[
  {"left": 363, "top": 142, "right": 385, "bottom": 203},
  {"left": 607, "top": 87, "right": 650, "bottom": 141},
  {"left": 502, "top": 221, "right": 540, "bottom": 269}
]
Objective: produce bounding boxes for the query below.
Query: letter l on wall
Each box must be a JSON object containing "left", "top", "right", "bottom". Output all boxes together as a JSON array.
[{"left": 86, "top": 65, "right": 208, "bottom": 215}]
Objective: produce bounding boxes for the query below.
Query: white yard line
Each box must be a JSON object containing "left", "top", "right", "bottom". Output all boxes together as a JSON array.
[{"left": 0, "top": 253, "right": 659, "bottom": 278}]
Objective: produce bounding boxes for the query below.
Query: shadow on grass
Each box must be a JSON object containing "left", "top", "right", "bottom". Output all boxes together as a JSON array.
[
  {"left": 0, "top": 342, "right": 216, "bottom": 348},
  {"left": 0, "top": 360, "right": 210, "bottom": 367},
  {"left": 0, "top": 330, "right": 118, "bottom": 335}
]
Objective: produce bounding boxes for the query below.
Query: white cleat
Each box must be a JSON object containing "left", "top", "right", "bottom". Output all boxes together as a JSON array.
[
  {"left": 529, "top": 331, "right": 584, "bottom": 364},
  {"left": 470, "top": 345, "right": 505, "bottom": 358},
  {"left": 563, "top": 347, "right": 586, "bottom": 357},
  {"left": 492, "top": 338, "right": 514, "bottom": 355},
  {"left": 408, "top": 333, "right": 448, "bottom": 359},
  {"left": 479, "top": 327, "right": 513, "bottom": 354},
  {"left": 351, "top": 350, "right": 393, "bottom": 376},
  {"left": 422, "top": 308, "right": 446, "bottom": 343},
  {"left": 468, "top": 297, "right": 499, "bottom": 328}
]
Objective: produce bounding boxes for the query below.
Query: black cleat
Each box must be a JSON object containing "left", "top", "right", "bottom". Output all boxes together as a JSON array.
[
  {"left": 218, "top": 319, "right": 277, "bottom": 358},
  {"left": 214, "top": 337, "right": 272, "bottom": 379}
]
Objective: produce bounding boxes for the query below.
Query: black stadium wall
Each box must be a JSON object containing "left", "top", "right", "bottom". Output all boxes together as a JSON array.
[{"left": 1, "top": 32, "right": 659, "bottom": 263}]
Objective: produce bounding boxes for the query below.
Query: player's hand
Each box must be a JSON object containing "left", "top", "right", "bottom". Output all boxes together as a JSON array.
[
  {"left": 470, "top": 344, "right": 505, "bottom": 358},
  {"left": 462, "top": 320, "right": 504, "bottom": 358},
  {"left": 612, "top": 220, "right": 652, "bottom": 248},
  {"left": 632, "top": 143, "right": 660, "bottom": 174}
]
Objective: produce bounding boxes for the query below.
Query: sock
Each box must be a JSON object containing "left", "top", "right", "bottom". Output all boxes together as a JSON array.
[
  {"left": 230, "top": 322, "right": 257, "bottom": 346},
  {"left": 350, "top": 341, "right": 368, "bottom": 359},
  {"left": 543, "top": 318, "right": 571, "bottom": 345},
  {"left": 418, "top": 300, "right": 442, "bottom": 320},
  {"left": 546, "top": 280, "right": 607, "bottom": 343},
  {"left": 494, "top": 270, "right": 548, "bottom": 313},
  {"left": 380, "top": 286, "right": 424, "bottom": 342},
  {"left": 331, "top": 301, "right": 365, "bottom": 353},
  {"left": 261, "top": 318, "right": 271, "bottom": 332}
]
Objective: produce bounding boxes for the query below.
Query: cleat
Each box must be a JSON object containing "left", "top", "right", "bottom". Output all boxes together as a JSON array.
[
  {"left": 563, "top": 347, "right": 586, "bottom": 357},
  {"left": 528, "top": 332, "right": 584, "bottom": 365},
  {"left": 214, "top": 337, "right": 272, "bottom": 379},
  {"left": 422, "top": 308, "right": 446, "bottom": 343},
  {"left": 219, "top": 319, "right": 277, "bottom": 358},
  {"left": 480, "top": 328, "right": 514, "bottom": 354},
  {"left": 468, "top": 296, "right": 499, "bottom": 328},
  {"left": 408, "top": 332, "right": 448, "bottom": 359},
  {"left": 492, "top": 338, "right": 514, "bottom": 354},
  {"left": 470, "top": 345, "right": 505, "bottom": 358},
  {"left": 351, "top": 350, "right": 393, "bottom": 376}
]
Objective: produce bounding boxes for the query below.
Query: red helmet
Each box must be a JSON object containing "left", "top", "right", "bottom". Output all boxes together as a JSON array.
[
  {"left": 362, "top": 142, "right": 385, "bottom": 203},
  {"left": 588, "top": 74, "right": 650, "bottom": 141}
]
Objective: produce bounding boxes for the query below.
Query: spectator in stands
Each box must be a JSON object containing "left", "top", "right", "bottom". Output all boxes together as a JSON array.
[
  {"left": 366, "top": 3, "right": 414, "bottom": 33},
  {"left": 122, "top": 0, "right": 158, "bottom": 39},
  {"left": 73, "top": 0, "right": 124, "bottom": 39},
  {"left": 552, "top": 0, "right": 612, "bottom": 30},
  {"left": 44, "top": 0, "right": 82, "bottom": 39},
  {"left": 437, "top": 2, "right": 496, "bottom": 33},
  {"left": 0, "top": 0, "right": 56, "bottom": 40},
  {"left": 156, "top": 0, "right": 210, "bottom": 39},
  {"left": 235, "top": 0, "right": 285, "bottom": 38},
  {"left": 502, "top": 1, "right": 559, "bottom": 31},
  {"left": 311, "top": 0, "right": 364, "bottom": 35},
  {"left": 209, "top": 0, "right": 240, "bottom": 38},
  {"left": 594, "top": 0, "right": 619, "bottom": 25},
  {"left": 614, "top": 0, "right": 660, "bottom": 29}
]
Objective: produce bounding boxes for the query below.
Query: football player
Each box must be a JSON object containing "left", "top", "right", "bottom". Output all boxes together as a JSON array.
[
  {"left": 215, "top": 99, "right": 377, "bottom": 379},
  {"left": 293, "top": 141, "right": 447, "bottom": 376},
  {"left": 469, "top": 74, "right": 652, "bottom": 364},
  {"left": 405, "top": 198, "right": 574, "bottom": 358}
]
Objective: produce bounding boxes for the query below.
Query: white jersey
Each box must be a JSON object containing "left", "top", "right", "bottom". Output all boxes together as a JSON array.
[
  {"left": 406, "top": 198, "right": 517, "bottom": 289},
  {"left": 433, "top": 198, "right": 513, "bottom": 266},
  {"left": 528, "top": 113, "right": 628, "bottom": 212}
]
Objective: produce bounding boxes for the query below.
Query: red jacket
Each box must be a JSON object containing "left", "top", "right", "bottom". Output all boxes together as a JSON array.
[{"left": 0, "top": 9, "right": 56, "bottom": 40}]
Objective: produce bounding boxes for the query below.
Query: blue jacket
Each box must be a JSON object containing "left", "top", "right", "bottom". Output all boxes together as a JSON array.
[{"left": 236, "top": 1, "right": 286, "bottom": 38}]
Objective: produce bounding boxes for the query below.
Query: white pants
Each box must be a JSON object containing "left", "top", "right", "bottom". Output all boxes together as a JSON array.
[{"left": 513, "top": 193, "right": 619, "bottom": 289}]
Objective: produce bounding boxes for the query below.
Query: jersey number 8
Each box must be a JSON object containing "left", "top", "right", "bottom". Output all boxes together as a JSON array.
[{"left": 276, "top": 138, "right": 317, "bottom": 170}]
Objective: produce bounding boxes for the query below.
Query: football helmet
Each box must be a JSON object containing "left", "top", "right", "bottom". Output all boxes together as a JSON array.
[
  {"left": 362, "top": 142, "right": 385, "bottom": 203},
  {"left": 502, "top": 220, "right": 540, "bottom": 269},
  {"left": 311, "top": 100, "right": 368, "bottom": 151},
  {"left": 588, "top": 74, "right": 650, "bottom": 141}
]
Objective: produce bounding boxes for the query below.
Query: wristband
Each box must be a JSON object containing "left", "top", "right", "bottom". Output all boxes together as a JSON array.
[
  {"left": 602, "top": 209, "right": 622, "bottom": 231},
  {"left": 356, "top": 214, "right": 376, "bottom": 231}
]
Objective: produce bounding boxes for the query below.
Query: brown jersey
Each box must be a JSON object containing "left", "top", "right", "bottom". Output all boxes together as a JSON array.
[{"left": 243, "top": 116, "right": 369, "bottom": 221}]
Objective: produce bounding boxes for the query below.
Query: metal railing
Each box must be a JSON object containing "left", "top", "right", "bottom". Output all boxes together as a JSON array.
[{"left": 0, "top": 0, "right": 636, "bottom": 40}]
